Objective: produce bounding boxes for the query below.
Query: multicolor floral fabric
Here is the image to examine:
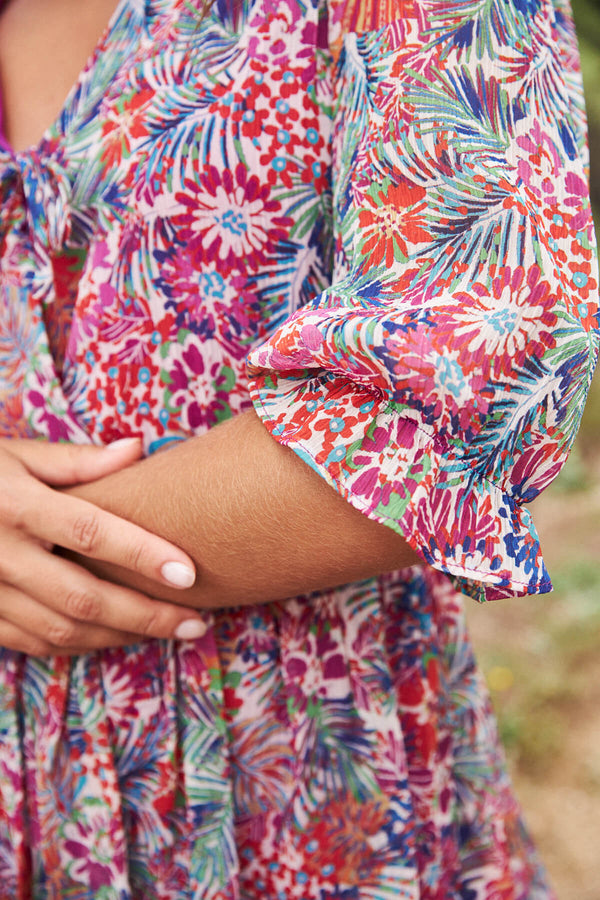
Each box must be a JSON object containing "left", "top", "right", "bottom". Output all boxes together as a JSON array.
[
  {"left": 0, "top": 0, "right": 596, "bottom": 897},
  {"left": 247, "top": 0, "right": 599, "bottom": 602}
]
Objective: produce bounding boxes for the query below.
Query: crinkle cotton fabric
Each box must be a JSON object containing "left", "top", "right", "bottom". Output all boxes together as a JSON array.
[{"left": 0, "top": 0, "right": 597, "bottom": 898}]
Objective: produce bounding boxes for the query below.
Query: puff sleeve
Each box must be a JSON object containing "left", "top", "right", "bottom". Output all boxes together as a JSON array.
[{"left": 246, "top": 0, "right": 600, "bottom": 601}]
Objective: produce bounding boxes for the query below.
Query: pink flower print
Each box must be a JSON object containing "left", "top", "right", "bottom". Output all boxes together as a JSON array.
[
  {"left": 507, "top": 439, "right": 564, "bottom": 500},
  {"left": 165, "top": 336, "right": 239, "bottom": 433},
  {"left": 450, "top": 266, "right": 558, "bottom": 378},
  {"left": 174, "top": 163, "right": 292, "bottom": 274},
  {"left": 100, "top": 658, "right": 145, "bottom": 720},
  {"left": 386, "top": 324, "right": 489, "bottom": 437},
  {"left": 62, "top": 815, "right": 125, "bottom": 890}
]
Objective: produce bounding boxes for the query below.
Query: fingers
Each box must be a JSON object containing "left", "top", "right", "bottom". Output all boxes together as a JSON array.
[
  {"left": 0, "top": 545, "right": 206, "bottom": 644},
  {"left": 0, "top": 436, "right": 144, "bottom": 486},
  {"left": 0, "top": 584, "right": 144, "bottom": 655},
  {"left": 13, "top": 481, "right": 196, "bottom": 590},
  {"left": 0, "top": 437, "right": 206, "bottom": 656},
  {"left": 0, "top": 617, "right": 58, "bottom": 656}
]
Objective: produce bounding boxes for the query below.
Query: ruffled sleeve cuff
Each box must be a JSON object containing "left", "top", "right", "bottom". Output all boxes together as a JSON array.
[{"left": 247, "top": 365, "right": 551, "bottom": 602}]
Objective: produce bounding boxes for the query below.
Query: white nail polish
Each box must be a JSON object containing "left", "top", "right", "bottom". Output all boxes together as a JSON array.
[
  {"left": 105, "top": 437, "right": 142, "bottom": 451},
  {"left": 161, "top": 561, "right": 196, "bottom": 588},
  {"left": 174, "top": 619, "right": 207, "bottom": 640}
]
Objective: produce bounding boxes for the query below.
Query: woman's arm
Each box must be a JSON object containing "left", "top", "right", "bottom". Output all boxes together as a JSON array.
[{"left": 64, "top": 409, "right": 420, "bottom": 608}]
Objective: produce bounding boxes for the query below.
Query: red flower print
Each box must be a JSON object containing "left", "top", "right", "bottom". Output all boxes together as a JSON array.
[
  {"left": 173, "top": 163, "right": 292, "bottom": 274},
  {"left": 358, "top": 176, "right": 430, "bottom": 267},
  {"left": 100, "top": 88, "right": 154, "bottom": 168},
  {"left": 567, "top": 257, "right": 597, "bottom": 302}
]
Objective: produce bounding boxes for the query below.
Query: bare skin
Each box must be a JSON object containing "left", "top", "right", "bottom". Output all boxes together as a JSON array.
[
  {"left": 0, "top": 0, "right": 119, "bottom": 151},
  {"left": 0, "top": 0, "right": 419, "bottom": 655},
  {"left": 64, "top": 410, "right": 419, "bottom": 609}
]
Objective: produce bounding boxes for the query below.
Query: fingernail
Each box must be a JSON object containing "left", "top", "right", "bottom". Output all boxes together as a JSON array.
[
  {"left": 105, "top": 437, "right": 142, "bottom": 452},
  {"left": 174, "top": 619, "right": 207, "bottom": 640},
  {"left": 161, "top": 561, "right": 196, "bottom": 588}
]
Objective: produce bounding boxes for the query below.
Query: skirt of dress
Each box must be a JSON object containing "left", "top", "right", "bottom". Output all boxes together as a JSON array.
[{"left": 0, "top": 566, "right": 554, "bottom": 900}]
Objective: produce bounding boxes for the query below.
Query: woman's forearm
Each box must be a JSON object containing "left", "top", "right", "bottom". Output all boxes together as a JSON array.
[{"left": 65, "top": 410, "right": 420, "bottom": 608}]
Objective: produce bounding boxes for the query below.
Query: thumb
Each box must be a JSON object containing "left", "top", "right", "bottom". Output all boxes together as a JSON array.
[{"left": 2, "top": 437, "right": 144, "bottom": 486}]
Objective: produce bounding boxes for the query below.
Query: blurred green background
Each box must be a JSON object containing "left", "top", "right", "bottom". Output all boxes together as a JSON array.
[{"left": 467, "top": 4, "right": 600, "bottom": 896}]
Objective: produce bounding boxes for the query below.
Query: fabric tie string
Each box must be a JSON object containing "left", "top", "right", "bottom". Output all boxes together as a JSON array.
[{"left": 17, "top": 150, "right": 73, "bottom": 254}]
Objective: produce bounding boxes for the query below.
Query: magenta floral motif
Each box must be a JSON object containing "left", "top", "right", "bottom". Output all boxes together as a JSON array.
[{"left": 0, "top": 0, "right": 596, "bottom": 897}]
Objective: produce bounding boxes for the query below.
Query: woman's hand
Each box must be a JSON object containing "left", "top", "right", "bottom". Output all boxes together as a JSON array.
[{"left": 0, "top": 437, "right": 207, "bottom": 656}]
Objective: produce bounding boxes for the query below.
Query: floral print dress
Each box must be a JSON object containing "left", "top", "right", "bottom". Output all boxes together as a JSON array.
[{"left": 0, "top": 0, "right": 598, "bottom": 897}]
